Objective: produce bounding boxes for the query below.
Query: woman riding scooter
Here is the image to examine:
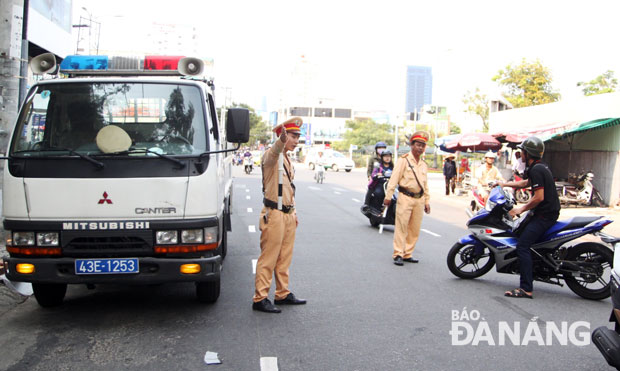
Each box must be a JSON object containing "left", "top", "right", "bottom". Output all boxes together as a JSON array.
[{"left": 362, "top": 150, "right": 394, "bottom": 211}]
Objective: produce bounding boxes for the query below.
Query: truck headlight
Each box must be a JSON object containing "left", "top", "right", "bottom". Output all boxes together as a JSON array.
[
  {"left": 13, "top": 232, "right": 35, "bottom": 246},
  {"left": 181, "top": 229, "right": 204, "bottom": 244},
  {"left": 203, "top": 227, "right": 218, "bottom": 244},
  {"left": 155, "top": 230, "right": 178, "bottom": 245},
  {"left": 37, "top": 232, "right": 59, "bottom": 246}
]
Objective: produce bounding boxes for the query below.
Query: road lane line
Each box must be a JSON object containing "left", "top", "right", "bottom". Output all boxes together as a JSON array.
[
  {"left": 421, "top": 229, "right": 441, "bottom": 237},
  {"left": 252, "top": 259, "right": 257, "bottom": 274},
  {"left": 308, "top": 186, "right": 321, "bottom": 191},
  {"left": 246, "top": 195, "right": 251, "bottom": 200},
  {"left": 246, "top": 189, "right": 250, "bottom": 192},
  {"left": 352, "top": 198, "right": 361, "bottom": 203},
  {"left": 260, "top": 357, "right": 278, "bottom": 371},
  {"left": 334, "top": 191, "right": 342, "bottom": 195},
  {"left": 249, "top": 225, "right": 256, "bottom": 233},
  {"left": 247, "top": 207, "right": 253, "bottom": 213}
]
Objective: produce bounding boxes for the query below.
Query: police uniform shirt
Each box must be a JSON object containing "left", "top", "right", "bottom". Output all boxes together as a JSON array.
[
  {"left": 527, "top": 161, "right": 561, "bottom": 219},
  {"left": 385, "top": 152, "right": 430, "bottom": 203},
  {"left": 262, "top": 139, "right": 295, "bottom": 206}
]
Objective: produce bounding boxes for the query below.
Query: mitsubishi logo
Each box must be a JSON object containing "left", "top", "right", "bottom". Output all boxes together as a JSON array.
[{"left": 98, "top": 191, "right": 113, "bottom": 204}]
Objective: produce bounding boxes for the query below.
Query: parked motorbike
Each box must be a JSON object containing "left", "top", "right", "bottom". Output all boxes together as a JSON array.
[
  {"left": 361, "top": 169, "right": 397, "bottom": 228},
  {"left": 556, "top": 171, "right": 604, "bottom": 207},
  {"left": 512, "top": 173, "right": 532, "bottom": 203},
  {"left": 447, "top": 186, "right": 614, "bottom": 300},
  {"left": 243, "top": 157, "right": 253, "bottom": 174},
  {"left": 592, "top": 234, "right": 620, "bottom": 369}
]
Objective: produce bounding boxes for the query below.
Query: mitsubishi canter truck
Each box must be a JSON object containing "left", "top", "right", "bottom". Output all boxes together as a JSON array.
[{"left": 1, "top": 54, "right": 249, "bottom": 307}]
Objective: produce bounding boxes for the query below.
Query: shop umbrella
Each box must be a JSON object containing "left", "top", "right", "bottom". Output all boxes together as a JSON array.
[{"left": 445, "top": 133, "right": 502, "bottom": 153}]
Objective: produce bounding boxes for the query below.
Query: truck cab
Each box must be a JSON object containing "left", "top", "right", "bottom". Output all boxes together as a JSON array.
[{"left": 2, "top": 55, "right": 249, "bottom": 307}]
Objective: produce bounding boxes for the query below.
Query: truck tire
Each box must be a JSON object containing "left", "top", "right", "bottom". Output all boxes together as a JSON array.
[
  {"left": 196, "top": 279, "right": 220, "bottom": 303},
  {"left": 33, "top": 283, "right": 67, "bottom": 307}
]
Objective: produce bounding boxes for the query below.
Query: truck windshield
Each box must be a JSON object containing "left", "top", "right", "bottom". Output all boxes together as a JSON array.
[{"left": 10, "top": 82, "right": 207, "bottom": 157}]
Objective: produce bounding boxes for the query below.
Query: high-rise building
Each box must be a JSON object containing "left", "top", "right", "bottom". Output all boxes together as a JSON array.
[{"left": 405, "top": 66, "right": 432, "bottom": 113}]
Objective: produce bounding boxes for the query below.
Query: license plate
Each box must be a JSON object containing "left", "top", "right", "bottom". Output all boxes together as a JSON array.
[{"left": 75, "top": 258, "right": 139, "bottom": 275}]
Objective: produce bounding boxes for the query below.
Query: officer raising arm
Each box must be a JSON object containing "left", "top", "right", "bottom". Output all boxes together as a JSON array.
[
  {"left": 252, "top": 117, "right": 307, "bottom": 313},
  {"left": 384, "top": 131, "right": 431, "bottom": 266}
]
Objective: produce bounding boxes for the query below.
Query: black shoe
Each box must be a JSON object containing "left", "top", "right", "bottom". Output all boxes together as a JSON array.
[
  {"left": 274, "top": 293, "right": 306, "bottom": 305},
  {"left": 403, "top": 257, "right": 419, "bottom": 263},
  {"left": 393, "top": 256, "right": 403, "bottom": 266},
  {"left": 252, "top": 299, "right": 281, "bottom": 313}
]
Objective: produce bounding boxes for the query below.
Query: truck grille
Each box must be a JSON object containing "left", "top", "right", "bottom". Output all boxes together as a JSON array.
[{"left": 62, "top": 231, "right": 153, "bottom": 257}]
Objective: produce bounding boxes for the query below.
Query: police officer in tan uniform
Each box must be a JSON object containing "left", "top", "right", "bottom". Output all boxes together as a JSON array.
[
  {"left": 253, "top": 117, "right": 307, "bottom": 313},
  {"left": 384, "top": 131, "right": 431, "bottom": 266}
]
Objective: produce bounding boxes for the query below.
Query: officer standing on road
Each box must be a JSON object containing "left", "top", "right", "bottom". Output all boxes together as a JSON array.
[
  {"left": 384, "top": 131, "right": 431, "bottom": 266},
  {"left": 253, "top": 117, "right": 307, "bottom": 313},
  {"left": 498, "top": 136, "right": 560, "bottom": 299}
]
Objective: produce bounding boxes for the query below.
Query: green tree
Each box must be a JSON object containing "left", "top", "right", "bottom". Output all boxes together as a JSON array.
[
  {"left": 462, "top": 88, "right": 489, "bottom": 132},
  {"left": 331, "top": 118, "right": 393, "bottom": 151},
  {"left": 449, "top": 123, "right": 461, "bottom": 134},
  {"left": 492, "top": 59, "right": 560, "bottom": 108},
  {"left": 577, "top": 70, "right": 618, "bottom": 96}
]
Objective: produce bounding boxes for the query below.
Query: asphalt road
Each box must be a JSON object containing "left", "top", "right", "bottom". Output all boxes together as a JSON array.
[{"left": 0, "top": 165, "right": 615, "bottom": 371}]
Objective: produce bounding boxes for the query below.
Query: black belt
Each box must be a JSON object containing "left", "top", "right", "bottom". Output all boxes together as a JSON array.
[
  {"left": 263, "top": 198, "right": 295, "bottom": 213},
  {"left": 399, "top": 187, "right": 424, "bottom": 199}
]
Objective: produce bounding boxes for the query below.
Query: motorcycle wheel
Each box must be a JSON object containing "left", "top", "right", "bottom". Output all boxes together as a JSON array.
[
  {"left": 564, "top": 242, "right": 612, "bottom": 300},
  {"left": 592, "top": 191, "right": 604, "bottom": 207},
  {"left": 447, "top": 242, "right": 495, "bottom": 279},
  {"left": 516, "top": 189, "right": 531, "bottom": 203}
]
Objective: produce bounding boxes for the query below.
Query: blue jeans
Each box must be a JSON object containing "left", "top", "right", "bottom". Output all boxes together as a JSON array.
[{"left": 516, "top": 215, "right": 557, "bottom": 292}]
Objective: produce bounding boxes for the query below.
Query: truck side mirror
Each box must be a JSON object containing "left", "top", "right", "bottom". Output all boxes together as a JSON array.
[{"left": 226, "top": 108, "right": 250, "bottom": 144}]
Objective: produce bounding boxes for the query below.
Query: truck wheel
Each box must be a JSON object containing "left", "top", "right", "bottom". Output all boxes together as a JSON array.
[
  {"left": 196, "top": 279, "right": 220, "bottom": 303},
  {"left": 309, "top": 163, "right": 315, "bottom": 170},
  {"left": 33, "top": 283, "right": 67, "bottom": 307},
  {"left": 332, "top": 164, "right": 339, "bottom": 172}
]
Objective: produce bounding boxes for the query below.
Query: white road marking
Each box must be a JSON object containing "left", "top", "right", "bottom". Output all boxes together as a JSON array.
[
  {"left": 248, "top": 225, "right": 256, "bottom": 233},
  {"left": 260, "top": 357, "right": 278, "bottom": 371},
  {"left": 247, "top": 207, "right": 253, "bottom": 213},
  {"left": 332, "top": 187, "right": 347, "bottom": 192},
  {"left": 352, "top": 198, "right": 361, "bottom": 203},
  {"left": 246, "top": 189, "right": 250, "bottom": 192},
  {"left": 246, "top": 195, "right": 251, "bottom": 200},
  {"left": 334, "top": 191, "right": 342, "bottom": 195},
  {"left": 235, "top": 184, "right": 247, "bottom": 188},
  {"left": 421, "top": 229, "right": 441, "bottom": 237},
  {"left": 308, "top": 186, "right": 321, "bottom": 191},
  {"left": 252, "top": 259, "right": 257, "bottom": 274}
]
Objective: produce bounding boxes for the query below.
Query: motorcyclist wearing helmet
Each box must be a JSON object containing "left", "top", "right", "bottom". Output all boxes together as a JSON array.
[
  {"left": 478, "top": 151, "right": 504, "bottom": 202},
  {"left": 363, "top": 150, "right": 394, "bottom": 209},
  {"left": 368, "top": 141, "right": 387, "bottom": 180},
  {"left": 498, "top": 136, "right": 561, "bottom": 299}
]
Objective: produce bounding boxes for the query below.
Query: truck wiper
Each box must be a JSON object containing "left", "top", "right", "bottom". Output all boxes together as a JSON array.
[
  {"left": 124, "top": 148, "right": 186, "bottom": 169},
  {"left": 13, "top": 147, "right": 105, "bottom": 169}
]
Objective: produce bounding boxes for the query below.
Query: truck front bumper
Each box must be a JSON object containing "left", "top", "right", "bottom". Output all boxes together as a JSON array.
[{"left": 5, "top": 256, "right": 221, "bottom": 284}]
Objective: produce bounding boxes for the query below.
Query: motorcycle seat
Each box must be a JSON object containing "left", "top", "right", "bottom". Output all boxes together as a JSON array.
[{"left": 545, "top": 216, "right": 603, "bottom": 235}]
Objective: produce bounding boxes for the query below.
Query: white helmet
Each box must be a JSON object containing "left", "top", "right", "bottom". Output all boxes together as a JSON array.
[{"left": 484, "top": 151, "right": 497, "bottom": 159}]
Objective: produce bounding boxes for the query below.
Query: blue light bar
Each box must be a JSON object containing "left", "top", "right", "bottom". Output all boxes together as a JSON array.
[{"left": 60, "top": 55, "right": 109, "bottom": 71}]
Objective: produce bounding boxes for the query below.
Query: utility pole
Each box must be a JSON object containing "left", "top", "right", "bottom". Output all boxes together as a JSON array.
[{"left": 0, "top": 0, "right": 27, "bottom": 154}]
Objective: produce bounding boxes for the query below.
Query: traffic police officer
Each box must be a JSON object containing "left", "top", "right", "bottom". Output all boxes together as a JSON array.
[
  {"left": 384, "top": 131, "right": 431, "bottom": 266},
  {"left": 253, "top": 117, "right": 307, "bottom": 313}
]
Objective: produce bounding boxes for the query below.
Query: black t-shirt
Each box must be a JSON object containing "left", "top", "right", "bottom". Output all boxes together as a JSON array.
[{"left": 526, "top": 161, "right": 561, "bottom": 220}]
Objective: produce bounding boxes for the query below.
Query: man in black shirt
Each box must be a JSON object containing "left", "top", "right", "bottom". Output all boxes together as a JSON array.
[{"left": 498, "top": 136, "right": 561, "bottom": 299}]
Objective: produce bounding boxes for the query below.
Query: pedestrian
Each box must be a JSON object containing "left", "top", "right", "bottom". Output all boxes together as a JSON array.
[
  {"left": 253, "top": 117, "right": 307, "bottom": 313},
  {"left": 498, "top": 136, "right": 560, "bottom": 299},
  {"left": 384, "top": 131, "right": 431, "bottom": 266},
  {"left": 512, "top": 150, "right": 526, "bottom": 177},
  {"left": 443, "top": 154, "right": 457, "bottom": 195}
]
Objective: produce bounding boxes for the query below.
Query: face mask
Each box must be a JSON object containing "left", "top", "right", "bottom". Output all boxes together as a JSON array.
[{"left": 377, "top": 148, "right": 385, "bottom": 155}]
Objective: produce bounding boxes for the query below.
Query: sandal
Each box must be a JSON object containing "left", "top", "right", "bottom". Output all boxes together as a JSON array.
[{"left": 504, "top": 288, "right": 533, "bottom": 299}]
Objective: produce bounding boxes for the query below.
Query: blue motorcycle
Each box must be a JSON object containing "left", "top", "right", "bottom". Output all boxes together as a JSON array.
[{"left": 447, "top": 186, "right": 614, "bottom": 300}]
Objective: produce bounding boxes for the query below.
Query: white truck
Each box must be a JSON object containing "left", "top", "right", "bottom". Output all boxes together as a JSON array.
[{"left": 1, "top": 54, "right": 249, "bottom": 307}]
